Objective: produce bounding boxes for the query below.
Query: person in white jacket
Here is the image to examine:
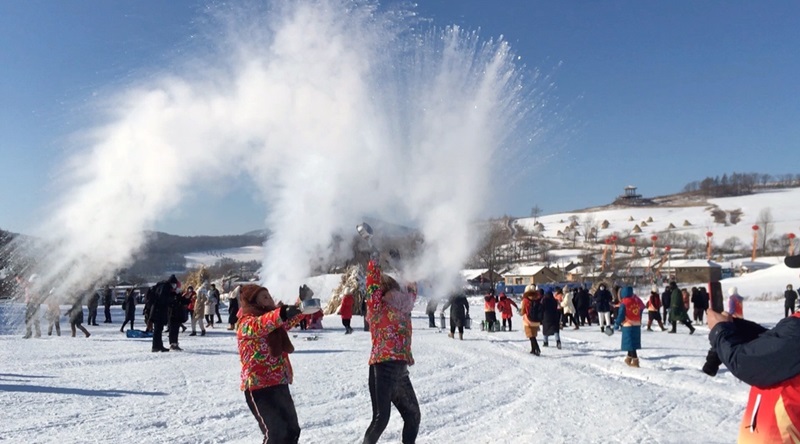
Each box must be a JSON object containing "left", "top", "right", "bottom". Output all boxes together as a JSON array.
[
  {"left": 191, "top": 282, "right": 208, "bottom": 336},
  {"left": 561, "top": 288, "right": 579, "bottom": 330},
  {"left": 205, "top": 283, "right": 219, "bottom": 328}
]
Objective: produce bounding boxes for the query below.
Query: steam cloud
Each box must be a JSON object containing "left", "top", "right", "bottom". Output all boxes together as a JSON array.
[{"left": 12, "top": 0, "right": 541, "bottom": 303}]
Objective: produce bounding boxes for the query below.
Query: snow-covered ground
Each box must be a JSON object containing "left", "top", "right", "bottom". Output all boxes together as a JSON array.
[{"left": 1, "top": 288, "right": 791, "bottom": 444}]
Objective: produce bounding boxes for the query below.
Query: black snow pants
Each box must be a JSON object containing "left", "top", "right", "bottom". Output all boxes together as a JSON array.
[
  {"left": 363, "top": 361, "right": 420, "bottom": 444},
  {"left": 244, "top": 384, "right": 301, "bottom": 444}
]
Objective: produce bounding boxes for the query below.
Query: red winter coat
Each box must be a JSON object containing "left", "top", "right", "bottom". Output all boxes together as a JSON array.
[
  {"left": 497, "top": 296, "right": 518, "bottom": 320},
  {"left": 366, "top": 260, "right": 415, "bottom": 366},
  {"left": 237, "top": 309, "right": 293, "bottom": 391},
  {"left": 339, "top": 294, "right": 354, "bottom": 320}
]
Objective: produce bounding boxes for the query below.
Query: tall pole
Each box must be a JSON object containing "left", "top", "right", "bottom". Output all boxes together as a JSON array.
[
  {"left": 789, "top": 233, "right": 796, "bottom": 256},
  {"left": 706, "top": 231, "right": 713, "bottom": 261},
  {"left": 751, "top": 225, "right": 759, "bottom": 262}
]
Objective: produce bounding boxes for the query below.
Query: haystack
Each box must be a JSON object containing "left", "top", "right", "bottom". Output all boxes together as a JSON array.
[
  {"left": 640, "top": 221, "right": 648, "bottom": 227},
  {"left": 683, "top": 220, "right": 692, "bottom": 226},
  {"left": 632, "top": 225, "right": 642, "bottom": 233},
  {"left": 647, "top": 216, "right": 654, "bottom": 222},
  {"left": 667, "top": 223, "right": 676, "bottom": 229},
  {"left": 601, "top": 220, "right": 610, "bottom": 229},
  {"left": 325, "top": 264, "right": 367, "bottom": 315}
]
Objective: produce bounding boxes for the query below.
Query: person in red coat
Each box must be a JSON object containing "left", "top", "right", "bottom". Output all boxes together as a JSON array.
[
  {"left": 237, "top": 284, "right": 304, "bottom": 444},
  {"left": 363, "top": 259, "right": 420, "bottom": 444},
  {"left": 338, "top": 290, "right": 354, "bottom": 334},
  {"left": 496, "top": 293, "right": 518, "bottom": 331}
]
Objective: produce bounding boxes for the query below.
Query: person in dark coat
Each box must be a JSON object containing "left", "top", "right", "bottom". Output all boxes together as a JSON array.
[
  {"left": 784, "top": 284, "right": 798, "bottom": 318},
  {"left": 103, "top": 285, "right": 113, "bottom": 323},
  {"left": 595, "top": 284, "right": 613, "bottom": 333},
  {"left": 120, "top": 288, "right": 137, "bottom": 332},
  {"left": 694, "top": 286, "right": 710, "bottom": 324},
  {"left": 150, "top": 275, "right": 179, "bottom": 352},
  {"left": 425, "top": 298, "right": 438, "bottom": 328},
  {"left": 707, "top": 304, "right": 800, "bottom": 442},
  {"left": 65, "top": 298, "right": 91, "bottom": 338},
  {"left": 575, "top": 287, "right": 592, "bottom": 326},
  {"left": 541, "top": 291, "right": 562, "bottom": 349},
  {"left": 442, "top": 293, "right": 469, "bottom": 340},
  {"left": 660, "top": 285, "right": 671, "bottom": 325},
  {"left": 228, "top": 285, "right": 240, "bottom": 330},
  {"left": 169, "top": 286, "right": 191, "bottom": 351},
  {"left": 87, "top": 289, "right": 100, "bottom": 326},
  {"left": 668, "top": 281, "right": 695, "bottom": 334}
]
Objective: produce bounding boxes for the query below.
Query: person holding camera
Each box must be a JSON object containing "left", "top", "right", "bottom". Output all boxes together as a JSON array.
[{"left": 707, "top": 298, "right": 800, "bottom": 442}]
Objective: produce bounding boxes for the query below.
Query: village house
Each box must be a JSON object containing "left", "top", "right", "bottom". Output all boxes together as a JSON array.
[{"left": 503, "top": 264, "right": 560, "bottom": 287}]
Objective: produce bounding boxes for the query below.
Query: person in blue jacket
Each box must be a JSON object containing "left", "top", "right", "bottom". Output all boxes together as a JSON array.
[{"left": 613, "top": 286, "right": 646, "bottom": 368}]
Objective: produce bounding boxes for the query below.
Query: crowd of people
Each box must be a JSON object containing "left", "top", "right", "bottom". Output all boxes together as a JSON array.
[{"left": 11, "top": 261, "right": 800, "bottom": 443}]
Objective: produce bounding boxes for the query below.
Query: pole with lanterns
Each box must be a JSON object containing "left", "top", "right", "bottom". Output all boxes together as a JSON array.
[
  {"left": 706, "top": 231, "right": 713, "bottom": 261},
  {"left": 789, "top": 233, "right": 796, "bottom": 256},
  {"left": 751, "top": 225, "right": 759, "bottom": 262},
  {"left": 611, "top": 235, "right": 618, "bottom": 270}
]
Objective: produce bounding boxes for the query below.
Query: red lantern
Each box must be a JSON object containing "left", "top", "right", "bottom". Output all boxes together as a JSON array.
[
  {"left": 611, "top": 235, "right": 618, "bottom": 242},
  {"left": 789, "top": 233, "right": 796, "bottom": 239},
  {"left": 706, "top": 231, "right": 713, "bottom": 238},
  {"left": 605, "top": 238, "right": 611, "bottom": 244},
  {"left": 752, "top": 225, "right": 759, "bottom": 231},
  {"left": 650, "top": 235, "right": 658, "bottom": 242},
  {"left": 630, "top": 238, "right": 636, "bottom": 244},
  {"left": 665, "top": 245, "right": 671, "bottom": 252}
]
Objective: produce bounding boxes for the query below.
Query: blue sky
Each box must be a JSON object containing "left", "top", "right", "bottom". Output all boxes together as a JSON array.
[{"left": 2, "top": 1, "right": 799, "bottom": 236}]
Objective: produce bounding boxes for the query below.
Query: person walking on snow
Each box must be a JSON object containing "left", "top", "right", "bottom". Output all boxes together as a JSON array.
[
  {"left": 442, "top": 292, "right": 470, "bottom": 340},
  {"left": 237, "top": 284, "right": 304, "bottom": 444},
  {"left": 120, "top": 288, "right": 137, "bottom": 332},
  {"left": 425, "top": 297, "right": 438, "bottom": 328},
  {"left": 497, "top": 293, "right": 518, "bottom": 331},
  {"left": 483, "top": 292, "right": 498, "bottom": 332},
  {"left": 728, "top": 286, "right": 744, "bottom": 319},
  {"left": 192, "top": 283, "right": 208, "bottom": 336},
  {"left": 645, "top": 287, "right": 666, "bottom": 331},
  {"left": 206, "top": 283, "right": 220, "bottom": 328},
  {"left": 595, "top": 284, "right": 613, "bottom": 333},
  {"left": 363, "top": 257, "right": 420, "bottom": 444},
  {"left": 65, "top": 298, "right": 91, "bottom": 338},
  {"left": 337, "top": 289, "right": 355, "bottom": 334},
  {"left": 45, "top": 295, "right": 61, "bottom": 336},
  {"left": 668, "top": 282, "right": 695, "bottom": 334},
  {"left": 660, "top": 285, "right": 671, "bottom": 326},
  {"left": 541, "top": 291, "right": 562, "bottom": 349},
  {"left": 227, "top": 285, "right": 240, "bottom": 331},
  {"left": 103, "top": 285, "right": 113, "bottom": 323},
  {"left": 87, "top": 289, "right": 100, "bottom": 326},
  {"left": 561, "top": 288, "right": 579, "bottom": 330},
  {"left": 521, "top": 285, "right": 543, "bottom": 355},
  {"left": 785, "top": 284, "right": 798, "bottom": 318},
  {"left": 613, "top": 286, "right": 645, "bottom": 367}
]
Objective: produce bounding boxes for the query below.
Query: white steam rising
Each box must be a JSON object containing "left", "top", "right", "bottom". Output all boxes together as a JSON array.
[{"left": 16, "top": 0, "right": 539, "bottom": 303}]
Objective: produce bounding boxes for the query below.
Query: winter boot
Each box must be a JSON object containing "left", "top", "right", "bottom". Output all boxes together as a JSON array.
[
  {"left": 533, "top": 340, "right": 541, "bottom": 356},
  {"left": 543, "top": 341, "right": 549, "bottom": 347},
  {"left": 646, "top": 327, "right": 653, "bottom": 332},
  {"left": 601, "top": 326, "right": 605, "bottom": 333},
  {"left": 447, "top": 332, "right": 454, "bottom": 338},
  {"left": 624, "top": 356, "right": 632, "bottom": 366},
  {"left": 189, "top": 332, "right": 197, "bottom": 336},
  {"left": 458, "top": 332, "right": 463, "bottom": 340},
  {"left": 170, "top": 344, "right": 183, "bottom": 351},
  {"left": 556, "top": 340, "right": 562, "bottom": 350},
  {"left": 630, "top": 358, "right": 640, "bottom": 368},
  {"left": 200, "top": 330, "right": 206, "bottom": 336}
]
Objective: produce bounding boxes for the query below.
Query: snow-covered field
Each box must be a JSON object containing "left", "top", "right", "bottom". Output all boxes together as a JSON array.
[{"left": 1, "top": 289, "right": 791, "bottom": 444}]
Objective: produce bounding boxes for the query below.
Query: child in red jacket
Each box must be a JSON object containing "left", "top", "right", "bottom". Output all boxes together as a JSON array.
[{"left": 338, "top": 291, "right": 354, "bottom": 334}]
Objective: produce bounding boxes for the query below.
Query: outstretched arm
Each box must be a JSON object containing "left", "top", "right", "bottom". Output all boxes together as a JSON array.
[{"left": 711, "top": 316, "right": 800, "bottom": 387}]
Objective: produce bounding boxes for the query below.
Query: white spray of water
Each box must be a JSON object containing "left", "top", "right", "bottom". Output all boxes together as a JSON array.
[{"left": 12, "top": 0, "right": 541, "bottom": 305}]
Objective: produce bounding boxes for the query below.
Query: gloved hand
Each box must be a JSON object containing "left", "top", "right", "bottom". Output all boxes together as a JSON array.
[{"left": 280, "top": 304, "right": 302, "bottom": 321}]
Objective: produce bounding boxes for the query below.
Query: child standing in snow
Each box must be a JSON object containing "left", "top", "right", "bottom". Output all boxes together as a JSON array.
[
  {"left": 337, "top": 289, "right": 354, "bottom": 334},
  {"left": 614, "top": 286, "right": 645, "bottom": 367},
  {"left": 497, "top": 293, "right": 518, "bottom": 331}
]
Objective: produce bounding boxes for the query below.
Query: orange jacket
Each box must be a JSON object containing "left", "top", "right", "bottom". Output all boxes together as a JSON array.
[{"left": 497, "top": 296, "right": 518, "bottom": 320}]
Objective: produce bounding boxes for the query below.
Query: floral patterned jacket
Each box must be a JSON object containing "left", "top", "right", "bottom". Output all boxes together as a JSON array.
[
  {"left": 366, "top": 260, "right": 416, "bottom": 366},
  {"left": 237, "top": 308, "right": 294, "bottom": 391}
]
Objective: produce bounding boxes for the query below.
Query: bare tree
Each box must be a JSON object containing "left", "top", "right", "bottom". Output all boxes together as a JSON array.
[
  {"left": 472, "top": 221, "right": 513, "bottom": 292},
  {"left": 530, "top": 205, "right": 543, "bottom": 222},
  {"left": 721, "top": 236, "right": 743, "bottom": 253},
  {"left": 757, "top": 208, "right": 774, "bottom": 252}
]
